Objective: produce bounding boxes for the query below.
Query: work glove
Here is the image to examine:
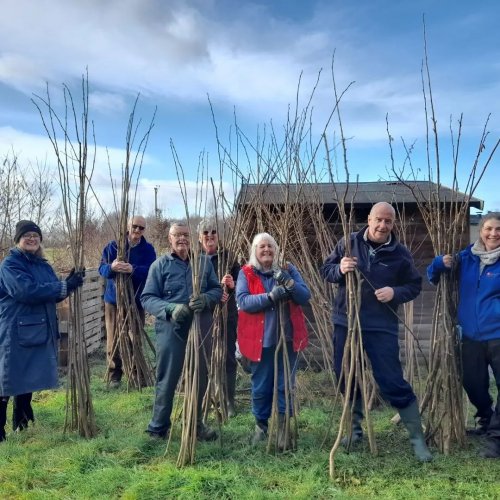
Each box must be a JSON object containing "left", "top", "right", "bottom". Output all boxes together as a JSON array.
[
  {"left": 66, "top": 272, "right": 84, "bottom": 292},
  {"left": 268, "top": 285, "right": 288, "bottom": 304},
  {"left": 166, "top": 303, "right": 192, "bottom": 323},
  {"left": 67, "top": 267, "right": 86, "bottom": 279},
  {"left": 189, "top": 294, "right": 208, "bottom": 312},
  {"left": 273, "top": 268, "right": 295, "bottom": 291}
]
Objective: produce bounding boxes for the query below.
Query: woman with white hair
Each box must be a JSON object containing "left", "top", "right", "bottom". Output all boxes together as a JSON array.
[{"left": 236, "top": 232, "right": 310, "bottom": 448}]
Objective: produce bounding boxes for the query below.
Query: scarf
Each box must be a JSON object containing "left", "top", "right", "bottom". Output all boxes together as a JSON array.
[{"left": 471, "top": 239, "right": 500, "bottom": 273}]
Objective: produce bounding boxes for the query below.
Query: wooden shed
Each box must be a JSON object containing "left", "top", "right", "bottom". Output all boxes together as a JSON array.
[{"left": 236, "top": 181, "right": 483, "bottom": 362}]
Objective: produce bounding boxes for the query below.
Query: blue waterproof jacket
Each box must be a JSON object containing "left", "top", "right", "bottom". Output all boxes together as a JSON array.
[
  {"left": 99, "top": 236, "right": 156, "bottom": 307},
  {"left": 321, "top": 227, "right": 422, "bottom": 335},
  {"left": 427, "top": 246, "right": 500, "bottom": 341},
  {"left": 0, "top": 248, "right": 66, "bottom": 396},
  {"left": 141, "top": 253, "right": 222, "bottom": 340}
]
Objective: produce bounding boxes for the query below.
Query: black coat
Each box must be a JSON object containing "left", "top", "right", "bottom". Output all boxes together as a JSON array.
[{"left": 321, "top": 227, "right": 421, "bottom": 335}]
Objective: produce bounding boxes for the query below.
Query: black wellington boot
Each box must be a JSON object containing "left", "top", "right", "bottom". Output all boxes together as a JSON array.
[
  {"left": 0, "top": 397, "right": 8, "bottom": 442},
  {"left": 13, "top": 393, "right": 34, "bottom": 432},
  {"left": 341, "top": 399, "right": 364, "bottom": 448},
  {"left": 226, "top": 371, "right": 237, "bottom": 418}
]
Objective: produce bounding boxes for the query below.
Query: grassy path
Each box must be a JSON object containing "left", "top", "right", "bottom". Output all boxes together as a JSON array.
[{"left": 0, "top": 356, "right": 498, "bottom": 499}]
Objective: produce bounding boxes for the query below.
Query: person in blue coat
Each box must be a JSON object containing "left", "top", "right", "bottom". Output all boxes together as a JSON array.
[
  {"left": 428, "top": 212, "right": 500, "bottom": 459},
  {"left": 0, "top": 220, "right": 84, "bottom": 442},
  {"left": 321, "top": 202, "right": 432, "bottom": 462},
  {"left": 99, "top": 215, "right": 156, "bottom": 386},
  {"left": 141, "top": 222, "right": 222, "bottom": 441}
]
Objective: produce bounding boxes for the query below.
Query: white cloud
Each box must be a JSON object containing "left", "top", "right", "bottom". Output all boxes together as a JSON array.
[
  {"left": 0, "top": 125, "right": 233, "bottom": 218},
  {"left": 1, "top": 0, "right": 499, "bottom": 211},
  {"left": 89, "top": 91, "right": 127, "bottom": 114}
]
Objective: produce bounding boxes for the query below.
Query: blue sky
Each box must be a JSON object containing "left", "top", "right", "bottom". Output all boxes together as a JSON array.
[{"left": 1, "top": 0, "right": 499, "bottom": 217}]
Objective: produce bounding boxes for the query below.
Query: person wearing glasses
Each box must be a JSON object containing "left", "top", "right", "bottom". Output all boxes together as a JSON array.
[
  {"left": 197, "top": 219, "right": 240, "bottom": 417},
  {"left": 99, "top": 215, "right": 156, "bottom": 388},
  {"left": 141, "top": 222, "right": 222, "bottom": 440},
  {"left": 0, "top": 220, "right": 84, "bottom": 442}
]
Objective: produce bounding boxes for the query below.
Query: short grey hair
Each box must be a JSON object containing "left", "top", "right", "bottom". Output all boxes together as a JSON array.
[
  {"left": 169, "top": 221, "right": 189, "bottom": 234},
  {"left": 128, "top": 214, "right": 146, "bottom": 226},
  {"left": 197, "top": 219, "right": 217, "bottom": 235},
  {"left": 248, "top": 232, "right": 279, "bottom": 270}
]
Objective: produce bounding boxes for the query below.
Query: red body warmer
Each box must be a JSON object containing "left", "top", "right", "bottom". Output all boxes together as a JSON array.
[{"left": 237, "top": 265, "right": 309, "bottom": 362}]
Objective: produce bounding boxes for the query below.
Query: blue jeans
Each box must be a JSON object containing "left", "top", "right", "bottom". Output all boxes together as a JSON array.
[
  {"left": 250, "top": 342, "right": 297, "bottom": 422},
  {"left": 333, "top": 324, "right": 416, "bottom": 409}
]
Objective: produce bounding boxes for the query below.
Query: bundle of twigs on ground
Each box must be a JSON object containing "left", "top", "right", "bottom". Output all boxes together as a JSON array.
[
  {"left": 32, "top": 74, "right": 97, "bottom": 438},
  {"left": 219, "top": 74, "right": 348, "bottom": 452},
  {"left": 201, "top": 177, "right": 252, "bottom": 424},
  {"left": 169, "top": 144, "right": 212, "bottom": 466},
  {"left": 388, "top": 27, "right": 500, "bottom": 452},
  {"left": 322, "top": 79, "right": 377, "bottom": 476},
  {"left": 106, "top": 100, "right": 156, "bottom": 390}
]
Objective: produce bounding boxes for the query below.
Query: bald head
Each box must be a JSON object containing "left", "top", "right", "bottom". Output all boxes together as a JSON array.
[
  {"left": 369, "top": 202, "right": 395, "bottom": 219},
  {"left": 367, "top": 202, "right": 395, "bottom": 243}
]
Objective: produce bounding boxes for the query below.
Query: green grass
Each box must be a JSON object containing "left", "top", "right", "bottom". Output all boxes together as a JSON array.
[{"left": 0, "top": 358, "right": 498, "bottom": 499}]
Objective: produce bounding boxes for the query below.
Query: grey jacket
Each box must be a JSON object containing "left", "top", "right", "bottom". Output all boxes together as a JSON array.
[{"left": 141, "top": 253, "right": 222, "bottom": 339}]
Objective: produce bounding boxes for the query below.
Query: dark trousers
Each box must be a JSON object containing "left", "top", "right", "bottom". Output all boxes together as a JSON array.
[
  {"left": 462, "top": 338, "right": 500, "bottom": 439},
  {"left": 333, "top": 325, "right": 416, "bottom": 409},
  {"left": 226, "top": 323, "right": 238, "bottom": 379},
  {"left": 105, "top": 302, "right": 145, "bottom": 382},
  {"left": 250, "top": 342, "right": 297, "bottom": 422},
  {"left": 147, "top": 326, "right": 210, "bottom": 435}
]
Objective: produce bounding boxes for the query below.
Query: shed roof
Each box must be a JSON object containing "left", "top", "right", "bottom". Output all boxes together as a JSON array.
[{"left": 237, "top": 181, "right": 483, "bottom": 209}]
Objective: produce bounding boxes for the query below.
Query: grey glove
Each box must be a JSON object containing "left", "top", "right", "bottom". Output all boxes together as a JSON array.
[
  {"left": 273, "top": 268, "right": 295, "bottom": 291},
  {"left": 268, "top": 285, "right": 288, "bottom": 304},
  {"left": 189, "top": 294, "right": 207, "bottom": 312},
  {"left": 167, "top": 304, "right": 191, "bottom": 323}
]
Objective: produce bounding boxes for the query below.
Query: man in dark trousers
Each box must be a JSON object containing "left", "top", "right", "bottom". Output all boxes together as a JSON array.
[
  {"left": 321, "top": 202, "right": 432, "bottom": 462},
  {"left": 99, "top": 215, "right": 156, "bottom": 387},
  {"left": 141, "top": 222, "right": 222, "bottom": 440}
]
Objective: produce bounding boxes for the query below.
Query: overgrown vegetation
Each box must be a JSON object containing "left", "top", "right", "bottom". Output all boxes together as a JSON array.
[{"left": 0, "top": 353, "right": 498, "bottom": 499}]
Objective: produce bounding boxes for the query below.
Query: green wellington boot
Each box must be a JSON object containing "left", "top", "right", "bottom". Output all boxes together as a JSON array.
[{"left": 399, "top": 401, "right": 432, "bottom": 462}]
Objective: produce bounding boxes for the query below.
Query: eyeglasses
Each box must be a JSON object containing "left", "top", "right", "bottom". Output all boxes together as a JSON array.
[
  {"left": 131, "top": 224, "right": 145, "bottom": 231},
  {"left": 170, "top": 232, "right": 189, "bottom": 239},
  {"left": 202, "top": 230, "right": 217, "bottom": 236},
  {"left": 21, "top": 233, "right": 40, "bottom": 240}
]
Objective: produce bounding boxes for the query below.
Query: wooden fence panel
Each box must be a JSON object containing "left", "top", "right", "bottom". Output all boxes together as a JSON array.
[{"left": 57, "top": 268, "right": 105, "bottom": 366}]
